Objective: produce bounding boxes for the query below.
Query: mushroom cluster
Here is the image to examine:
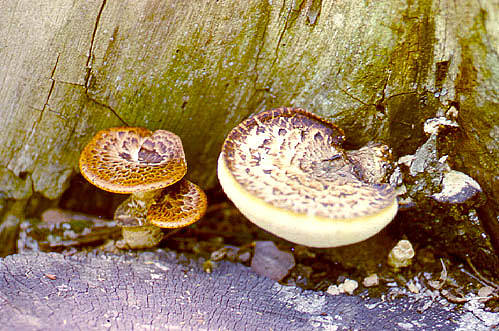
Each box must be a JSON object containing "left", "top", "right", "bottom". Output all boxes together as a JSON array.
[
  {"left": 218, "top": 107, "right": 398, "bottom": 248},
  {"left": 79, "top": 127, "right": 207, "bottom": 249}
]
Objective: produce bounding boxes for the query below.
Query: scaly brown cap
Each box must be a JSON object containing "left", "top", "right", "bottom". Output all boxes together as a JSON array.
[
  {"left": 147, "top": 179, "right": 207, "bottom": 228},
  {"left": 218, "top": 107, "right": 398, "bottom": 248},
  {"left": 79, "top": 127, "right": 186, "bottom": 193}
]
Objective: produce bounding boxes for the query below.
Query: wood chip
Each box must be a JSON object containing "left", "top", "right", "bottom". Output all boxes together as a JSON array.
[{"left": 44, "top": 273, "right": 57, "bottom": 280}]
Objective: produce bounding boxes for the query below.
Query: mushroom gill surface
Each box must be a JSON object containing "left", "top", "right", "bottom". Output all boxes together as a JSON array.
[
  {"left": 218, "top": 107, "right": 398, "bottom": 247},
  {"left": 79, "top": 127, "right": 187, "bottom": 193}
]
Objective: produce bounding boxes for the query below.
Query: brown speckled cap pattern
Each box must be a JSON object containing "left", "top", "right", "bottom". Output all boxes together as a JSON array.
[
  {"left": 221, "top": 107, "right": 395, "bottom": 219},
  {"left": 79, "top": 127, "right": 187, "bottom": 194},
  {"left": 147, "top": 179, "right": 207, "bottom": 228}
]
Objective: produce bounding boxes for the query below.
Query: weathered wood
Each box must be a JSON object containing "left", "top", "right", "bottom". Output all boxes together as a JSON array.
[
  {"left": 0, "top": 1, "right": 497, "bottom": 261},
  {"left": 0, "top": 251, "right": 482, "bottom": 330},
  {"left": 0, "top": 0, "right": 496, "bottom": 196}
]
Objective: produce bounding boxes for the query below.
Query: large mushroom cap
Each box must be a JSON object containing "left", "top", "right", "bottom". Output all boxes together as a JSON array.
[
  {"left": 147, "top": 179, "right": 207, "bottom": 228},
  {"left": 218, "top": 107, "right": 398, "bottom": 248},
  {"left": 79, "top": 127, "right": 187, "bottom": 193}
]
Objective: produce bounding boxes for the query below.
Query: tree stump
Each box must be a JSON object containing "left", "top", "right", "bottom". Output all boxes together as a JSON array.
[
  {"left": 1, "top": 251, "right": 486, "bottom": 330},
  {"left": 0, "top": 1, "right": 497, "bottom": 264}
]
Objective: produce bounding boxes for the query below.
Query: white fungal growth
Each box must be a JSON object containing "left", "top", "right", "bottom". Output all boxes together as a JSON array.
[{"left": 388, "top": 240, "right": 415, "bottom": 269}]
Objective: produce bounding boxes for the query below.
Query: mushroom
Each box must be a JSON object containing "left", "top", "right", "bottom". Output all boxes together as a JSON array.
[
  {"left": 79, "top": 127, "right": 206, "bottom": 249},
  {"left": 115, "top": 178, "right": 207, "bottom": 249},
  {"left": 147, "top": 178, "right": 207, "bottom": 228},
  {"left": 217, "top": 107, "right": 398, "bottom": 248},
  {"left": 79, "top": 127, "right": 187, "bottom": 193}
]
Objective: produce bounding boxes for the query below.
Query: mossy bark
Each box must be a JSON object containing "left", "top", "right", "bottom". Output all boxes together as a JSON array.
[{"left": 0, "top": 1, "right": 497, "bottom": 248}]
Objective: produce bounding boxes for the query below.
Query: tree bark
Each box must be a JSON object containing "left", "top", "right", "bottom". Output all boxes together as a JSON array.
[
  {"left": 0, "top": 251, "right": 479, "bottom": 330},
  {"left": 0, "top": 1, "right": 497, "bottom": 248}
]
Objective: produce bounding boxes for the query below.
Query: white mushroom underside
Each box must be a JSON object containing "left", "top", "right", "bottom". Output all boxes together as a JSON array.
[{"left": 218, "top": 155, "right": 398, "bottom": 247}]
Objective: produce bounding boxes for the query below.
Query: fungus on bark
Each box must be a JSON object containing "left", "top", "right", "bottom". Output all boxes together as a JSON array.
[
  {"left": 79, "top": 127, "right": 187, "bottom": 193},
  {"left": 79, "top": 127, "right": 206, "bottom": 249},
  {"left": 217, "top": 107, "right": 398, "bottom": 248},
  {"left": 147, "top": 178, "right": 207, "bottom": 228}
]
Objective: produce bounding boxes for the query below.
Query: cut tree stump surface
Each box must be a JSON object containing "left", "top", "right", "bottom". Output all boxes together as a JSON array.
[{"left": 0, "top": 251, "right": 486, "bottom": 330}]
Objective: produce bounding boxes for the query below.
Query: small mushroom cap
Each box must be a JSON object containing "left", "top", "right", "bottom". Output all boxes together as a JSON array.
[
  {"left": 218, "top": 107, "right": 398, "bottom": 248},
  {"left": 79, "top": 127, "right": 187, "bottom": 193},
  {"left": 147, "top": 179, "right": 207, "bottom": 228}
]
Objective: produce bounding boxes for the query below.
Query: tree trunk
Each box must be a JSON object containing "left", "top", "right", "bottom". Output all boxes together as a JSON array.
[{"left": 0, "top": 1, "right": 497, "bottom": 251}]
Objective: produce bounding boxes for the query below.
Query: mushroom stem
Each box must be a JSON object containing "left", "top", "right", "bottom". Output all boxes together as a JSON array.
[
  {"left": 120, "top": 224, "right": 164, "bottom": 250},
  {"left": 115, "top": 190, "right": 163, "bottom": 226},
  {"left": 133, "top": 189, "right": 162, "bottom": 202},
  {"left": 114, "top": 189, "right": 164, "bottom": 249}
]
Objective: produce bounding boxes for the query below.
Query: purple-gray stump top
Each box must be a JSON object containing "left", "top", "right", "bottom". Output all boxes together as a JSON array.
[{"left": 0, "top": 251, "right": 467, "bottom": 330}]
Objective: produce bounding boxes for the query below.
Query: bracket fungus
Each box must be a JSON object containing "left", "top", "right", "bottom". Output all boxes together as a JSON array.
[
  {"left": 217, "top": 107, "right": 398, "bottom": 248},
  {"left": 79, "top": 127, "right": 206, "bottom": 249}
]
